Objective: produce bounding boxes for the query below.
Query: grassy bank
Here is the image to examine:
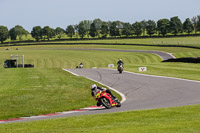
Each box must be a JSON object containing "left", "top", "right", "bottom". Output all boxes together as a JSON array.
[
  {"left": 0, "top": 68, "right": 93, "bottom": 119},
  {"left": 55, "top": 36, "right": 200, "bottom": 46},
  {"left": 1, "top": 44, "right": 200, "bottom": 80},
  {"left": 2, "top": 36, "right": 200, "bottom": 48},
  {"left": 0, "top": 68, "right": 121, "bottom": 120},
  {"left": 0, "top": 104, "right": 199, "bottom": 133}
]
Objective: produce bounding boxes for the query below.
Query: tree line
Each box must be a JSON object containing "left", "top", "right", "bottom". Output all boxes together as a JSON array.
[{"left": 0, "top": 15, "right": 200, "bottom": 43}]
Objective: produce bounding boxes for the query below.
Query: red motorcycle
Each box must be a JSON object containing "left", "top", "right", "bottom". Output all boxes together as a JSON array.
[{"left": 96, "top": 90, "right": 121, "bottom": 109}]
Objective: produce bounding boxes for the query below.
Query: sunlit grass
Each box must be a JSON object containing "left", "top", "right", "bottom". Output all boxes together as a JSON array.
[
  {"left": 0, "top": 105, "right": 200, "bottom": 133},
  {"left": 0, "top": 68, "right": 96, "bottom": 119},
  {"left": 3, "top": 36, "right": 200, "bottom": 49},
  {"left": 0, "top": 44, "right": 200, "bottom": 120}
]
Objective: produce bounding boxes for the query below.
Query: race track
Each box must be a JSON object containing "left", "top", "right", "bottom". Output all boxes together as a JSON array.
[
  {"left": 38, "top": 48, "right": 175, "bottom": 60},
  {"left": 67, "top": 68, "right": 200, "bottom": 112},
  {"left": 2, "top": 68, "right": 200, "bottom": 124}
]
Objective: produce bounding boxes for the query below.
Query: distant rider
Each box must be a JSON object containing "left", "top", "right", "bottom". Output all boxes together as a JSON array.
[
  {"left": 79, "top": 62, "right": 83, "bottom": 68},
  {"left": 91, "top": 84, "right": 117, "bottom": 106},
  {"left": 117, "top": 59, "right": 124, "bottom": 69}
]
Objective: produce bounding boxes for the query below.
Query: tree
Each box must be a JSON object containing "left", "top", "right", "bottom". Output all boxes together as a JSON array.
[
  {"left": 0, "top": 25, "right": 9, "bottom": 43},
  {"left": 197, "top": 15, "right": 200, "bottom": 32},
  {"left": 93, "top": 18, "right": 102, "bottom": 38},
  {"left": 191, "top": 16, "right": 198, "bottom": 34},
  {"left": 100, "top": 22, "right": 109, "bottom": 38},
  {"left": 15, "top": 25, "right": 29, "bottom": 41},
  {"left": 115, "top": 21, "right": 123, "bottom": 37},
  {"left": 9, "top": 25, "right": 28, "bottom": 41},
  {"left": 82, "top": 20, "right": 92, "bottom": 38},
  {"left": 74, "top": 24, "right": 79, "bottom": 38},
  {"left": 9, "top": 28, "right": 17, "bottom": 40},
  {"left": 42, "top": 26, "right": 55, "bottom": 40},
  {"left": 146, "top": 20, "right": 157, "bottom": 36},
  {"left": 140, "top": 20, "right": 147, "bottom": 36},
  {"left": 78, "top": 22, "right": 87, "bottom": 39},
  {"left": 121, "top": 23, "right": 132, "bottom": 37},
  {"left": 107, "top": 21, "right": 112, "bottom": 30},
  {"left": 132, "top": 22, "right": 142, "bottom": 37},
  {"left": 170, "top": 16, "right": 183, "bottom": 35},
  {"left": 66, "top": 25, "right": 75, "bottom": 39},
  {"left": 183, "top": 18, "right": 194, "bottom": 34},
  {"left": 55, "top": 27, "right": 65, "bottom": 40},
  {"left": 157, "top": 19, "right": 170, "bottom": 36},
  {"left": 31, "top": 26, "right": 42, "bottom": 41},
  {"left": 110, "top": 21, "right": 120, "bottom": 37},
  {"left": 78, "top": 20, "right": 91, "bottom": 38},
  {"left": 89, "top": 23, "right": 97, "bottom": 38}
]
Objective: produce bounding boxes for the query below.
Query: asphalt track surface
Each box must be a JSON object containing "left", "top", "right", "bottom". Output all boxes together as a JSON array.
[
  {"left": 1, "top": 50, "right": 200, "bottom": 124},
  {"left": 37, "top": 48, "right": 175, "bottom": 60},
  {"left": 72, "top": 48, "right": 175, "bottom": 60},
  {"left": 68, "top": 68, "right": 200, "bottom": 111}
]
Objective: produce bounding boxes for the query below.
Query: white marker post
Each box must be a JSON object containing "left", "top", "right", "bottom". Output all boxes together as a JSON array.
[
  {"left": 139, "top": 67, "right": 147, "bottom": 72},
  {"left": 108, "top": 64, "right": 114, "bottom": 68},
  {"left": 22, "top": 55, "right": 24, "bottom": 68}
]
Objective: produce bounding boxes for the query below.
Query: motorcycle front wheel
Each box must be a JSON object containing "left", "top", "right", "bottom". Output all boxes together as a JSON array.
[{"left": 100, "top": 97, "right": 111, "bottom": 109}]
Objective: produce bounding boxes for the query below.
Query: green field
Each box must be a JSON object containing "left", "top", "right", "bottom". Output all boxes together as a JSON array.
[
  {"left": 0, "top": 68, "right": 98, "bottom": 120},
  {"left": 0, "top": 40, "right": 200, "bottom": 132},
  {"left": 3, "top": 36, "right": 200, "bottom": 48},
  {"left": 55, "top": 36, "right": 200, "bottom": 46},
  {"left": 0, "top": 105, "right": 200, "bottom": 133},
  {"left": 1, "top": 44, "right": 200, "bottom": 80}
]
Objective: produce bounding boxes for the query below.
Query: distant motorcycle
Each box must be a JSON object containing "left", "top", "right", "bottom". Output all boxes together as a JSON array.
[
  {"left": 118, "top": 64, "right": 123, "bottom": 74},
  {"left": 96, "top": 90, "right": 121, "bottom": 109}
]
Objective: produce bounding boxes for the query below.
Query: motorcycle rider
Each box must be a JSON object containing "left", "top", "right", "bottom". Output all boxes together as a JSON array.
[
  {"left": 117, "top": 59, "right": 124, "bottom": 70},
  {"left": 79, "top": 62, "right": 83, "bottom": 68},
  {"left": 91, "top": 84, "right": 117, "bottom": 106}
]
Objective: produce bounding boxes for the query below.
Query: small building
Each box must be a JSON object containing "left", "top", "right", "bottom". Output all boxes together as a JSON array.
[
  {"left": 4, "top": 59, "right": 17, "bottom": 68},
  {"left": 4, "top": 55, "right": 34, "bottom": 68}
]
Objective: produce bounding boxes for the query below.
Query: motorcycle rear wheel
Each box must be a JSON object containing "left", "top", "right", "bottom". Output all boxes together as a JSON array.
[
  {"left": 118, "top": 68, "right": 123, "bottom": 74},
  {"left": 116, "top": 101, "right": 121, "bottom": 107}
]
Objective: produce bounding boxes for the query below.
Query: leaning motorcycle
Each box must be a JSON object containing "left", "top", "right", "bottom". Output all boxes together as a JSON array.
[
  {"left": 118, "top": 64, "right": 123, "bottom": 74},
  {"left": 96, "top": 90, "right": 121, "bottom": 109}
]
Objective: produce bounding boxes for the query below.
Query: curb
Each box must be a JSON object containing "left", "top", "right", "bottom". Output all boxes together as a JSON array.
[{"left": 0, "top": 106, "right": 106, "bottom": 124}]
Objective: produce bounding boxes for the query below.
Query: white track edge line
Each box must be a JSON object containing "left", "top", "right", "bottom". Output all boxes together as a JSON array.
[
  {"left": 104, "top": 68, "right": 200, "bottom": 83},
  {"left": 62, "top": 68, "right": 79, "bottom": 76}
]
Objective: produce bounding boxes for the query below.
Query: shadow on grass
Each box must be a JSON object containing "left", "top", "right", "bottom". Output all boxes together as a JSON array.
[{"left": 163, "top": 57, "right": 200, "bottom": 63}]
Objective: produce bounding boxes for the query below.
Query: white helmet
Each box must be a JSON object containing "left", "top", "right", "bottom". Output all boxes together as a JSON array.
[
  {"left": 91, "top": 84, "right": 97, "bottom": 90},
  {"left": 119, "top": 59, "right": 122, "bottom": 61}
]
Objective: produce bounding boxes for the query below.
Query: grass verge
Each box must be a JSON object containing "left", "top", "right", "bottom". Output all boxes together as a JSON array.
[
  {"left": 0, "top": 68, "right": 121, "bottom": 120},
  {"left": 0, "top": 104, "right": 199, "bottom": 133},
  {"left": 2, "top": 36, "right": 200, "bottom": 48},
  {"left": 0, "top": 68, "right": 93, "bottom": 119}
]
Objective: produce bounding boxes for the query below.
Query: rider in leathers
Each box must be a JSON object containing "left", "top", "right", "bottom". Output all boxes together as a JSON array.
[
  {"left": 91, "top": 84, "right": 116, "bottom": 106},
  {"left": 117, "top": 59, "right": 124, "bottom": 70}
]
